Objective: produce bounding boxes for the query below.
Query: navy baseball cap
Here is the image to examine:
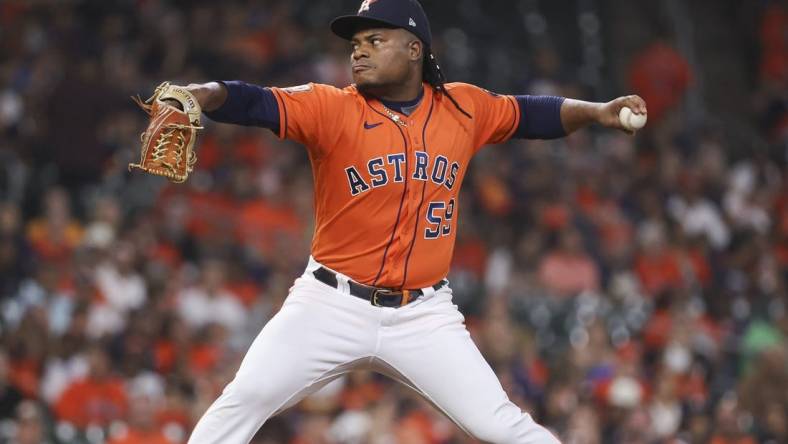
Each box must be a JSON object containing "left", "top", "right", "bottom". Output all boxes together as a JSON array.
[{"left": 331, "top": 0, "right": 432, "bottom": 47}]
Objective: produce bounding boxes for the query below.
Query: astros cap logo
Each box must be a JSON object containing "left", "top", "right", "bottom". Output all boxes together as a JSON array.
[{"left": 358, "top": 0, "right": 379, "bottom": 13}]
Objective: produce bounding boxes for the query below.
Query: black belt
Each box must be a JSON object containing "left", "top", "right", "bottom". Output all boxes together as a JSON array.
[{"left": 312, "top": 266, "right": 446, "bottom": 308}]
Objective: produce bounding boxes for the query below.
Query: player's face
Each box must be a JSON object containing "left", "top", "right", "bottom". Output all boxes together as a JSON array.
[{"left": 350, "top": 28, "right": 421, "bottom": 91}]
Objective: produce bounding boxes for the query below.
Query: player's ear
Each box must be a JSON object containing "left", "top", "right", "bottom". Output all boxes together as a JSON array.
[{"left": 408, "top": 39, "right": 423, "bottom": 62}]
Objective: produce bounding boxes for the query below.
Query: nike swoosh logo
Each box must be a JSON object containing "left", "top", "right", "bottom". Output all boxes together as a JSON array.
[{"left": 364, "top": 121, "right": 383, "bottom": 130}]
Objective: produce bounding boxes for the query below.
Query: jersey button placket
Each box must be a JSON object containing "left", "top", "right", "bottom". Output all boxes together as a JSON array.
[
  {"left": 397, "top": 126, "right": 424, "bottom": 285},
  {"left": 393, "top": 125, "right": 417, "bottom": 283}
]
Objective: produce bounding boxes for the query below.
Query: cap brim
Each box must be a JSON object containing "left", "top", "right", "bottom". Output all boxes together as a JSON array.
[{"left": 330, "top": 15, "right": 399, "bottom": 40}]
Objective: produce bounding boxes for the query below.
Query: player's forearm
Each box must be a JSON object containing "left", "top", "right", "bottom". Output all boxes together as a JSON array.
[
  {"left": 559, "top": 98, "right": 603, "bottom": 134},
  {"left": 561, "top": 95, "right": 648, "bottom": 135},
  {"left": 196, "top": 81, "right": 280, "bottom": 130},
  {"left": 185, "top": 82, "right": 228, "bottom": 112}
]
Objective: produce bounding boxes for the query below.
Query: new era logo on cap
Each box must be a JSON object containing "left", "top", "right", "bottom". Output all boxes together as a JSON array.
[{"left": 409, "top": 17, "right": 416, "bottom": 27}]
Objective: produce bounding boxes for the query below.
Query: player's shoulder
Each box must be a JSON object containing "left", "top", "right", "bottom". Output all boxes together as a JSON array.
[
  {"left": 275, "top": 82, "right": 353, "bottom": 98},
  {"left": 443, "top": 82, "right": 506, "bottom": 100},
  {"left": 272, "top": 83, "right": 365, "bottom": 115},
  {"left": 328, "top": 84, "right": 371, "bottom": 107},
  {"left": 442, "top": 82, "right": 477, "bottom": 93}
]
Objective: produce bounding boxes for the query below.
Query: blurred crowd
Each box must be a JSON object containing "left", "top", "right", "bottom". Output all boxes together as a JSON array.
[{"left": 0, "top": 0, "right": 786, "bottom": 443}]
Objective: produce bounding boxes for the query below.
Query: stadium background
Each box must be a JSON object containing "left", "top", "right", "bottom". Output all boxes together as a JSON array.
[{"left": 0, "top": 0, "right": 786, "bottom": 443}]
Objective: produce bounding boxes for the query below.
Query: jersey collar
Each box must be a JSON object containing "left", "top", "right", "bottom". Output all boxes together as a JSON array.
[
  {"left": 367, "top": 83, "right": 433, "bottom": 124},
  {"left": 378, "top": 87, "right": 424, "bottom": 115}
]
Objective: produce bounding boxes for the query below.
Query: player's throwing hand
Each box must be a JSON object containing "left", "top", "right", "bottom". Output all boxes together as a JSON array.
[{"left": 597, "top": 94, "right": 648, "bottom": 134}]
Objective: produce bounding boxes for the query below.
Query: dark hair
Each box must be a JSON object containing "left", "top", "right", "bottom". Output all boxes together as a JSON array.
[{"left": 422, "top": 51, "right": 472, "bottom": 119}]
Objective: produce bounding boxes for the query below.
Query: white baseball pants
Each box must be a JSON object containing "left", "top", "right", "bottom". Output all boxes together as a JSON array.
[{"left": 188, "top": 258, "right": 560, "bottom": 444}]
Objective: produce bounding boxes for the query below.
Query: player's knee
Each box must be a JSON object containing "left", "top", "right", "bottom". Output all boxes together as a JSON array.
[
  {"left": 467, "top": 426, "right": 510, "bottom": 444},
  {"left": 462, "top": 415, "right": 512, "bottom": 443},
  {"left": 470, "top": 426, "right": 561, "bottom": 444},
  {"left": 221, "top": 376, "right": 274, "bottom": 410},
  {"left": 465, "top": 411, "right": 561, "bottom": 444}
]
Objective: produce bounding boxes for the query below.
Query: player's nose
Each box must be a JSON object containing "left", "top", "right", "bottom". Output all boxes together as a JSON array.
[{"left": 352, "top": 46, "right": 369, "bottom": 61}]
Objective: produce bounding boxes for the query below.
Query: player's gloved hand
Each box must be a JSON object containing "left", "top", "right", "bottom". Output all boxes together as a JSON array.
[
  {"left": 129, "top": 82, "right": 203, "bottom": 183},
  {"left": 596, "top": 94, "right": 647, "bottom": 135}
]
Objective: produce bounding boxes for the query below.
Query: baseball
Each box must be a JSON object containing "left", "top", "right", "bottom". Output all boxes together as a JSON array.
[{"left": 619, "top": 106, "right": 647, "bottom": 130}]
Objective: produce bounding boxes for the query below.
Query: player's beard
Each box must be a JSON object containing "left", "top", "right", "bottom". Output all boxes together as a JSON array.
[
  {"left": 355, "top": 79, "right": 386, "bottom": 95},
  {"left": 354, "top": 72, "right": 410, "bottom": 98}
]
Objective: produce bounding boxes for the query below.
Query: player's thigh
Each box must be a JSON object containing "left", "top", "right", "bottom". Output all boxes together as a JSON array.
[
  {"left": 377, "top": 294, "right": 558, "bottom": 443},
  {"left": 228, "top": 278, "right": 379, "bottom": 408},
  {"left": 188, "top": 281, "right": 379, "bottom": 444}
]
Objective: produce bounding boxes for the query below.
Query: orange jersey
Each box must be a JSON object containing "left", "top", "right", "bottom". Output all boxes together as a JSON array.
[{"left": 270, "top": 82, "right": 519, "bottom": 289}]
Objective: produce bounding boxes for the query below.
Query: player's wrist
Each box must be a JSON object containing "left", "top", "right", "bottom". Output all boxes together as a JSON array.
[
  {"left": 186, "top": 82, "right": 228, "bottom": 112},
  {"left": 560, "top": 98, "right": 606, "bottom": 134},
  {"left": 592, "top": 102, "right": 608, "bottom": 126}
]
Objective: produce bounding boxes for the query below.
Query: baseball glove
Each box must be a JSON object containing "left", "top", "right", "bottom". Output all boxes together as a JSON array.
[{"left": 129, "top": 82, "right": 203, "bottom": 183}]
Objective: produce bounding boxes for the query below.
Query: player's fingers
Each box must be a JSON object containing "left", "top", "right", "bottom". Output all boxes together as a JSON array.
[
  {"left": 627, "top": 95, "right": 647, "bottom": 115},
  {"left": 610, "top": 109, "right": 633, "bottom": 134},
  {"left": 615, "top": 96, "right": 636, "bottom": 114}
]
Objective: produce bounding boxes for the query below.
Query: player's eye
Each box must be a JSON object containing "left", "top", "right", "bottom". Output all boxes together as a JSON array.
[{"left": 371, "top": 38, "right": 382, "bottom": 45}]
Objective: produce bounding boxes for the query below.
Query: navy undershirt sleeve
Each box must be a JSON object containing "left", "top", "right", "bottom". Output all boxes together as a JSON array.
[
  {"left": 203, "top": 81, "right": 280, "bottom": 132},
  {"left": 512, "top": 95, "right": 566, "bottom": 139}
]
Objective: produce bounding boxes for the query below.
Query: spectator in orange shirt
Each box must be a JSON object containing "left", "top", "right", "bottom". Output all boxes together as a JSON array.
[
  {"left": 25, "top": 187, "right": 83, "bottom": 263},
  {"left": 538, "top": 228, "right": 600, "bottom": 297},
  {"left": 628, "top": 38, "right": 692, "bottom": 124},
  {"left": 54, "top": 345, "right": 128, "bottom": 428},
  {"left": 634, "top": 223, "right": 683, "bottom": 296},
  {"left": 396, "top": 407, "right": 438, "bottom": 444},
  {"left": 237, "top": 195, "right": 304, "bottom": 258}
]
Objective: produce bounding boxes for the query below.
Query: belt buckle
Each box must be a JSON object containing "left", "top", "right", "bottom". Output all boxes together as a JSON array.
[{"left": 371, "top": 288, "right": 397, "bottom": 307}]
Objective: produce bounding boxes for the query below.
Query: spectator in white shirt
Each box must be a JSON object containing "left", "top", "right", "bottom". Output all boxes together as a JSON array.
[{"left": 176, "top": 259, "right": 245, "bottom": 336}]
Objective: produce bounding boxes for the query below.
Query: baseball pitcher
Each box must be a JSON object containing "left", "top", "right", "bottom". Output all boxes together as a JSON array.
[{"left": 134, "top": 0, "right": 647, "bottom": 442}]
